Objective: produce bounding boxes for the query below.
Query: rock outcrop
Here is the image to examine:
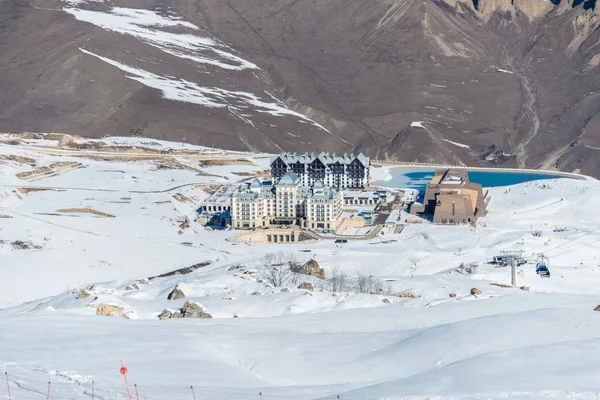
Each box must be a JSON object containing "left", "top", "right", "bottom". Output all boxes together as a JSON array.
[
  {"left": 293, "top": 259, "right": 325, "bottom": 280},
  {"left": 167, "top": 286, "right": 186, "bottom": 300},
  {"left": 96, "top": 303, "right": 126, "bottom": 318},
  {"left": 299, "top": 282, "right": 314, "bottom": 291},
  {"left": 158, "top": 309, "right": 174, "bottom": 320},
  {"left": 158, "top": 302, "right": 213, "bottom": 319},
  {"left": 73, "top": 289, "right": 91, "bottom": 299}
]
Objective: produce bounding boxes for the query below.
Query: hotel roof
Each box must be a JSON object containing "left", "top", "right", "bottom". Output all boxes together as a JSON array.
[{"left": 271, "top": 152, "right": 370, "bottom": 167}]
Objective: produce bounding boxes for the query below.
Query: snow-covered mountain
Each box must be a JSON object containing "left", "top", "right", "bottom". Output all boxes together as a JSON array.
[{"left": 1, "top": 134, "right": 600, "bottom": 399}]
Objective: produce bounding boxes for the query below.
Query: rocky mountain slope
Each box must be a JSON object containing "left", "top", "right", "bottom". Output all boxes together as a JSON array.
[{"left": 1, "top": 0, "right": 600, "bottom": 175}]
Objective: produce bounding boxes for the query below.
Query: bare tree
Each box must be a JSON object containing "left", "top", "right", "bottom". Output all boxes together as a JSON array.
[
  {"left": 327, "top": 266, "right": 350, "bottom": 293},
  {"left": 259, "top": 252, "right": 301, "bottom": 287},
  {"left": 355, "top": 274, "right": 384, "bottom": 294}
]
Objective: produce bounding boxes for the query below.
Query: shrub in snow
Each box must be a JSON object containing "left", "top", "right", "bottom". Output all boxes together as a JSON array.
[
  {"left": 251, "top": 291, "right": 262, "bottom": 296},
  {"left": 471, "top": 287, "right": 482, "bottom": 296},
  {"left": 259, "top": 252, "right": 301, "bottom": 287},
  {"left": 397, "top": 291, "right": 418, "bottom": 298},
  {"left": 280, "top": 287, "right": 291, "bottom": 292}
]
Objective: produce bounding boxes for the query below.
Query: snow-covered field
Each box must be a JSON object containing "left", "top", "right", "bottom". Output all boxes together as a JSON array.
[{"left": 2, "top": 135, "right": 600, "bottom": 399}]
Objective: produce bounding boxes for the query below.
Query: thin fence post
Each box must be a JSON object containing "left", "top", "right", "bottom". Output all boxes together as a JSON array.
[
  {"left": 259, "top": 392, "right": 263, "bottom": 399},
  {"left": 134, "top": 383, "right": 139, "bottom": 400},
  {"left": 191, "top": 385, "right": 197, "bottom": 400},
  {"left": 5, "top": 372, "right": 12, "bottom": 400},
  {"left": 47, "top": 381, "right": 51, "bottom": 400},
  {"left": 92, "top": 381, "right": 95, "bottom": 400}
]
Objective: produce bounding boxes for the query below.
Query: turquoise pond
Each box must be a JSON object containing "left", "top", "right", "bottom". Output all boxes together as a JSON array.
[{"left": 383, "top": 170, "right": 563, "bottom": 193}]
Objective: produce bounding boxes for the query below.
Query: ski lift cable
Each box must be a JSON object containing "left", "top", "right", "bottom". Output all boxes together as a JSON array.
[
  {"left": 547, "top": 236, "right": 600, "bottom": 259},
  {"left": 544, "top": 225, "right": 600, "bottom": 256}
]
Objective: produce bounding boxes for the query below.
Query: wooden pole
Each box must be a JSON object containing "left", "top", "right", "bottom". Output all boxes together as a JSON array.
[
  {"left": 46, "top": 381, "right": 51, "bottom": 400},
  {"left": 134, "top": 383, "right": 139, "bottom": 400},
  {"left": 5, "top": 372, "right": 12, "bottom": 400}
]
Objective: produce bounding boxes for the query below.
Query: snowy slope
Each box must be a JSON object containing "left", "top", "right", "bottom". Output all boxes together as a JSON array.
[{"left": 2, "top": 135, "right": 600, "bottom": 399}]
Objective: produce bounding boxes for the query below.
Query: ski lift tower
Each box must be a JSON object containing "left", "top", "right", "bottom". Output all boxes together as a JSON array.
[{"left": 500, "top": 250, "right": 525, "bottom": 267}]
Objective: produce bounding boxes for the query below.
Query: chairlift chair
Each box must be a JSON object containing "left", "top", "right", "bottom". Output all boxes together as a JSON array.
[{"left": 536, "top": 254, "right": 551, "bottom": 278}]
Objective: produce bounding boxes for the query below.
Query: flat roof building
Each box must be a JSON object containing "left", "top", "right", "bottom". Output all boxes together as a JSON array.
[{"left": 411, "top": 169, "right": 488, "bottom": 225}]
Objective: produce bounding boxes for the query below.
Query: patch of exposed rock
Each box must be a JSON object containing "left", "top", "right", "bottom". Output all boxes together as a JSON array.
[
  {"left": 96, "top": 303, "right": 127, "bottom": 318},
  {"left": 299, "top": 281, "right": 314, "bottom": 291},
  {"left": 158, "top": 301, "right": 213, "bottom": 319},
  {"left": 292, "top": 259, "right": 325, "bottom": 280},
  {"left": 471, "top": 287, "right": 482, "bottom": 296},
  {"left": 167, "top": 285, "right": 185, "bottom": 300},
  {"left": 73, "top": 288, "right": 91, "bottom": 299}
]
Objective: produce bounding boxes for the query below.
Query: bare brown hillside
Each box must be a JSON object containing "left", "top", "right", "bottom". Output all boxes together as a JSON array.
[{"left": 1, "top": 0, "right": 600, "bottom": 175}]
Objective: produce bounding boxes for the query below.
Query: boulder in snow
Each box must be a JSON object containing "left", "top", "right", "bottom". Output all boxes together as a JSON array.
[
  {"left": 470, "top": 287, "right": 482, "bottom": 296},
  {"left": 167, "top": 285, "right": 186, "bottom": 300},
  {"left": 181, "top": 301, "right": 213, "bottom": 318},
  {"left": 299, "top": 281, "right": 314, "bottom": 291},
  {"left": 251, "top": 291, "right": 262, "bottom": 296},
  {"left": 293, "top": 259, "right": 325, "bottom": 280},
  {"left": 95, "top": 303, "right": 125, "bottom": 318},
  {"left": 73, "top": 288, "right": 91, "bottom": 299},
  {"left": 594, "top": 305, "right": 600, "bottom": 311}
]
